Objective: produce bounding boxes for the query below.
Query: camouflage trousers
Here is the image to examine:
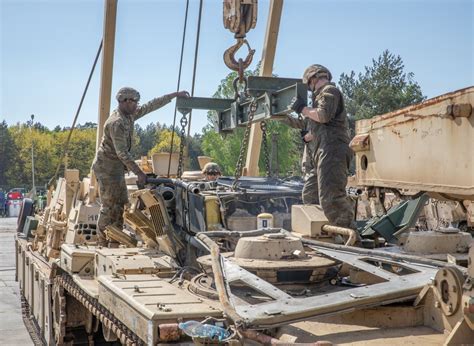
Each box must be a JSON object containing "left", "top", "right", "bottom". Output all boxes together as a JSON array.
[
  {"left": 95, "top": 173, "right": 128, "bottom": 242},
  {"left": 302, "top": 144, "right": 355, "bottom": 228}
]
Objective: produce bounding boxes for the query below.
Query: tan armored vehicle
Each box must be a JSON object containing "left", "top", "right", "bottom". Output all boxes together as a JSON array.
[
  {"left": 15, "top": 0, "right": 473, "bottom": 344},
  {"left": 15, "top": 87, "right": 474, "bottom": 345}
]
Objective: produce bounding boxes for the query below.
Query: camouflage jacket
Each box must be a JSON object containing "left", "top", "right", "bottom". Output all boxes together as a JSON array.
[
  {"left": 92, "top": 95, "right": 172, "bottom": 178},
  {"left": 309, "top": 82, "right": 350, "bottom": 149},
  {"left": 285, "top": 82, "right": 350, "bottom": 170}
]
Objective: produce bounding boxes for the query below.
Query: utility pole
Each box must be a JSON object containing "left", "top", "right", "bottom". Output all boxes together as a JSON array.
[
  {"left": 95, "top": 0, "right": 117, "bottom": 152},
  {"left": 30, "top": 114, "right": 36, "bottom": 197},
  {"left": 90, "top": 0, "right": 117, "bottom": 201}
]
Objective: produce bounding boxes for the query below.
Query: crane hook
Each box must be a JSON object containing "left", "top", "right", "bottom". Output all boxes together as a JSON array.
[{"left": 223, "top": 38, "right": 256, "bottom": 81}]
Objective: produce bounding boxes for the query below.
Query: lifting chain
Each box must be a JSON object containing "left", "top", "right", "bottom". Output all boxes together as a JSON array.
[
  {"left": 232, "top": 98, "right": 258, "bottom": 189},
  {"left": 177, "top": 113, "right": 188, "bottom": 179},
  {"left": 260, "top": 121, "right": 271, "bottom": 177}
]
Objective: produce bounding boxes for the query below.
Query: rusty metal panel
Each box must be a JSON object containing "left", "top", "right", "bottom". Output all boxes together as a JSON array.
[
  {"left": 98, "top": 274, "right": 222, "bottom": 344},
  {"left": 352, "top": 87, "right": 474, "bottom": 199}
]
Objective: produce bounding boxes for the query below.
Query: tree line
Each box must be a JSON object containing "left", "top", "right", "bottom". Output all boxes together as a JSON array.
[{"left": 0, "top": 50, "right": 425, "bottom": 191}]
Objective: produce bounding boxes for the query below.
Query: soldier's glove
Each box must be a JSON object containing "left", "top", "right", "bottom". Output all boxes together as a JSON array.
[
  {"left": 290, "top": 97, "right": 307, "bottom": 114},
  {"left": 136, "top": 171, "right": 148, "bottom": 189},
  {"left": 300, "top": 130, "right": 310, "bottom": 143}
]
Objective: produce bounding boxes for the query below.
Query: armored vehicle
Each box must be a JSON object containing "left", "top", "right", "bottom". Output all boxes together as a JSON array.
[
  {"left": 15, "top": 0, "right": 473, "bottom": 344},
  {"left": 15, "top": 85, "right": 474, "bottom": 345}
]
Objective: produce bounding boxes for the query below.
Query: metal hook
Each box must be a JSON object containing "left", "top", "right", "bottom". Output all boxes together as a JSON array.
[{"left": 223, "top": 38, "right": 256, "bottom": 74}]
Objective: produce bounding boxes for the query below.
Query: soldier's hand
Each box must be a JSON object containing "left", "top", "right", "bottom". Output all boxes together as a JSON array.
[
  {"left": 304, "top": 132, "right": 314, "bottom": 143},
  {"left": 290, "top": 97, "right": 307, "bottom": 114},
  {"left": 136, "top": 171, "right": 147, "bottom": 187},
  {"left": 176, "top": 90, "right": 190, "bottom": 98},
  {"left": 300, "top": 130, "right": 313, "bottom": 143},
  {"left": 300, "top": 129, "right": 308, "bottom": 141}
]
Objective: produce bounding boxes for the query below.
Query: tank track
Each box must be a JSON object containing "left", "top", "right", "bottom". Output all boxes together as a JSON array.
[
  {"left": 56, "top": 274, "right": 144, "bottom": 346},
  {"left": 21, "top": 295, "right": 46, "bottom": 346}
]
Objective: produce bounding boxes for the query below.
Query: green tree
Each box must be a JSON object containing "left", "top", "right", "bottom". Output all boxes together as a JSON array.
[
  {"left": 339, "top": 50, "right": 425, "bottom": 121},
  {"left": 130, "top": 124, "right": 143, "bottom": 159},
  {"left": 187, "top": 133, "right": 204, "bottom": 170},
  {"left": 53, "top": 128, "right": 96, "bottom": 179},
  {"left": 77, "top": 122, "right": 97, "bottom": 129},
  {"left": 7, "top": 124, "right": 58, "bottom": 189},
  {"left": 148, "top": 128, "right": 181, "bottom": 155},
  {"left": 133, "top": 123, "right": 159, "bottom": 157},
  {"left": 0, "top": 121, "right": 16, "bottom": 189},
  {"left": 201, "top": 129, "right": 243, "bottom": 175}
]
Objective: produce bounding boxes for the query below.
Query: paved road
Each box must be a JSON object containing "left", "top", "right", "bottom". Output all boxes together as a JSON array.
[{"left": 0, "top": 217, "right": 33, "bottom": 345}]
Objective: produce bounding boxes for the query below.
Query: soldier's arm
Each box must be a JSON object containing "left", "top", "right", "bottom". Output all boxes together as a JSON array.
[
  {"left": 302, "top": 88, "right": 340, "bottom": 124},
  {"left": 282, "top": 115, "right": 305, "bottom": 129},
  {"left": 133, "top": 94, "right": 174, "bottom": 121},
  {"left": 110, "top": 121, "right": 142, "bottom": 174}
]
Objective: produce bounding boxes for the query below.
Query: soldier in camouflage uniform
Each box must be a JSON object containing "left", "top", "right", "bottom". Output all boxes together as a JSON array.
[
  {"left": 288, "top": 65, "right": 355, "bottom": 228},
  {"left": 92, "top": 87, "right": 189, "bottom": 244},
  {"left": 202, "top": 162, "right": 222, "bottom": 181}
]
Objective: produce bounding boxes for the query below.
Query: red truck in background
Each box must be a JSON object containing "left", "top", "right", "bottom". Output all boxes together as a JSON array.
[{"left": 3, "top": 188, "right": 25, "bottom": 217}]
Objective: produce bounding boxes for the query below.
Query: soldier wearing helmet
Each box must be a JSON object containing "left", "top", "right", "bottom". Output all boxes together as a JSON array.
[
  {"left": 92, "top": 86, "right": 189, "bottom": 245},
  {"left": 287, "top": 64, "right": 355, "bottom": 229},
  {"left": 202, "top": 162, "right": 222, "bottom": 181}
]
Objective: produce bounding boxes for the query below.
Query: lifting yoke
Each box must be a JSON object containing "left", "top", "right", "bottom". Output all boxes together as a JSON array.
[{"left": 176, "top": 76, "right": 306, "bottom": 132}]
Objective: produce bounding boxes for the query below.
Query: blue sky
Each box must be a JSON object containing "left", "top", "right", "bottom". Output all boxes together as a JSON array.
[{"left": 1, "top": 0, "right": 473, "bottom": 134}]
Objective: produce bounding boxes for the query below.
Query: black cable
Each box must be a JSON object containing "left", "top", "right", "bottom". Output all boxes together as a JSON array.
[
  {"left": 186, "top": 0, "right": 203, "bottom": 137},
  {"left": 47, "top": 40, "right": 103, "bottom": 188},
  {"left": 168, "top": 0, "right": 190, "bottom": 177}
]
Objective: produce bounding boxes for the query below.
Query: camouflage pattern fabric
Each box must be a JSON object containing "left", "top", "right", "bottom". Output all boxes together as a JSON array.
[
  {"left": 92, "top": 95, "right": 172, "bottom": 177},
  {"left": 202, "top": 162, "right": 221, "bottom": 174},
  {"left": 115, "top": 87, "right": 140, "bottom": 102},
  {"left": 302, "top": 64, "right": 333, "bottom": 84},
  {"left": 92, "top": 95, "right": 172, "bottom": 237},
  {"left": 287, "top": 82, "right": 355, "bottom": 228},
  {"left": 95, "top": 174, "right": 128, "bottom": 242},
  {"left": 303, "top": 145, "right": 355, "bottom": 228}
]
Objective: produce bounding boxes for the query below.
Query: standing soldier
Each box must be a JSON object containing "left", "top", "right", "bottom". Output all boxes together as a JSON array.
[
  {"left": 92, "top": 87, "right": 189, "bottom": 245},
  {"left": 289, "top": 64, "right": 355, "bottom": 229}
]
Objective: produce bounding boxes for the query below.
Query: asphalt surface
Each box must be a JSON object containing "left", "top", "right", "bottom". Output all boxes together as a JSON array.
[{"left": 0, "top": 217, "right": 33, "bottom": 345}]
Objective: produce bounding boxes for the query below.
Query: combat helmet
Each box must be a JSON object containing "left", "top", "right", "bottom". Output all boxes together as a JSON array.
[
  {"left": 302, "top": 64, "right": 332, "bottom": 84},
  {"left": 116, "top": 87, "right": 141, "bottom": 102},
  {"left": 202, "top": 162, "right": 222, "bottom": 175}
]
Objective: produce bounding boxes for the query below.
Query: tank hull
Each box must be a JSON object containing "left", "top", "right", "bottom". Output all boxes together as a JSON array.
[{"left": 352, "top": 86, "right": 474, "bottom": 200}]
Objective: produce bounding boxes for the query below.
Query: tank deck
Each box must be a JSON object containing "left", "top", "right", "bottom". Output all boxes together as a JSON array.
[{"left": 282, "top": 320, "right": 445, "bottom": 345}]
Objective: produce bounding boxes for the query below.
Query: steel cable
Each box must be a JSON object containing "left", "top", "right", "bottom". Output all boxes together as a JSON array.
[
  {"left": 186, "top": 0, "right": 204, "bottom": 138},
  {"left": 168, "top": 0, "right": 190, "bottom": 177}
]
